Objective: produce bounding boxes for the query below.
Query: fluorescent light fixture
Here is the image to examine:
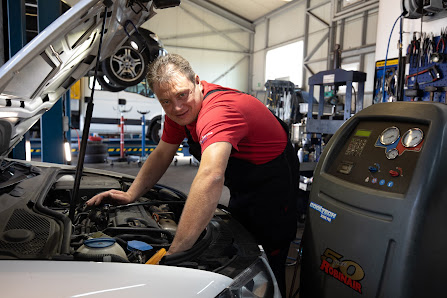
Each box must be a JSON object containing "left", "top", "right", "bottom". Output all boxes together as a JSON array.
[
  {"left": 64, "top": 141, "right": 72, "bottom": 163},
  {"left": 25, "top": 140, "right": 31, "bottom": 162},
  {"left": 0, "top": 112, "right": 19, "bottom": 118}
]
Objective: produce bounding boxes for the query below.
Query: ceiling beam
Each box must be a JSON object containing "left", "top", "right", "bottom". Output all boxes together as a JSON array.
[
  {"left": 180, "top": 5, "right": 249, "bottom": 52},
  {"left": 162, "top": 29, "right": 244, "bottom": 40},
  {"left": 164, "top": 44, "right": 249, "bottom": 54},
  {"left": 184, "top": 0, "right": 255, "bottom": 33},
  {"left": 254, "top": 0, "right": 305, "bottom": 24}
]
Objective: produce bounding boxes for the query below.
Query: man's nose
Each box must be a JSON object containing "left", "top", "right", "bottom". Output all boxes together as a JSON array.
[{"left": 173, "top": 99, "right": 183, "bottom": 111}]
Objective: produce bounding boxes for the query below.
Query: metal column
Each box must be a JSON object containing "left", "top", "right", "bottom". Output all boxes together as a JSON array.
[{"left": 38, "top": 0, "right": 64, "bottom": 164}]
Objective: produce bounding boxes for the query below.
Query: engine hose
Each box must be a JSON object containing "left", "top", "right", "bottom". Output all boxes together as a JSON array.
[
  {"left": 103, "top": 227, "right": 173, "bottom": 240},
  {"left": 113, "top": 237, "right": 129, "bottom": 251},
  {"left": 74, "top": 252, "right": 129, "bottom": 263},
  {"left": 162, "top": 224, "right": 213, "bottom": 265},
  {"left": 115, "top": 234, "right": 169, "bottom": 245}
]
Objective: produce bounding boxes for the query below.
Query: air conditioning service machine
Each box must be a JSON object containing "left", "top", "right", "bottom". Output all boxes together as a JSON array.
[{"left": 300, "top": 101, "right": 447, "bottom": 297}]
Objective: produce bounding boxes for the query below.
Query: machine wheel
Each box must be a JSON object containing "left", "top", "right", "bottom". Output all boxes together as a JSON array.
[{"left": 102, "top": 45, "right": 148, "bottom": 87}]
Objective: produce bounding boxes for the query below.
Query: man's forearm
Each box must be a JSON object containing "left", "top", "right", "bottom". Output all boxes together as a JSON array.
[
  {"left": 167, "top": 141, "right": 232, "bottom": 254},
  {"left": 168, "top": 169, "right": 224, "bottom": 254}
]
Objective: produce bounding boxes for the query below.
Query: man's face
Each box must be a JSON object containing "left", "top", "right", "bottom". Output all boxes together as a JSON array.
[{"left": 153, "top": 71, "right": 203, "bottom": 126}]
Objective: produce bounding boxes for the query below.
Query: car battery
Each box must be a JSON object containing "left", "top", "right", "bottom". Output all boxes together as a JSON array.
[{"left": 300, "top": 102, "right": 447, "bottom": 298}]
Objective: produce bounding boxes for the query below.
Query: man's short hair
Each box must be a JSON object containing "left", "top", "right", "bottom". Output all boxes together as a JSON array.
[{"left": 147, "top": 53, "right": 196, "bottom": 91}]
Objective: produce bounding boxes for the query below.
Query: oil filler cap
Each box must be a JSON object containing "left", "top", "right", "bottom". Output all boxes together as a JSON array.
[{"left": 84, "top": 238, "right": 116, "bottom": 248}]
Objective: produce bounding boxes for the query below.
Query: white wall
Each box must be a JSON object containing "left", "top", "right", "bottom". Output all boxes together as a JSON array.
[
  {"left": 253, "top": 0, "right": 378, "bottom": 110},
  {"left": 142, "top": 3, "right": 251, "bottom": 92}
]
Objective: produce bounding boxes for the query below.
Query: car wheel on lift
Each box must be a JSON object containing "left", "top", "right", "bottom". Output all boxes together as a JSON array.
[
  {"left": 97, "top": 74, "right": 126, "bottom": 92},
  {"left": 102, "top": 45, "right": 148, "bottom": 87},
  {"left": 150, "top": 120, "right": 161, "bottom": 144}
]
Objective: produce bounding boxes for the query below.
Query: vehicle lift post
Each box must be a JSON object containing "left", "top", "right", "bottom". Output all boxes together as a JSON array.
[
  {"left": 138, "top": 110, "right": 150, "bottom": 163},
  {"left": 109, "top": 99, "right": 132, "bottom": 164}
]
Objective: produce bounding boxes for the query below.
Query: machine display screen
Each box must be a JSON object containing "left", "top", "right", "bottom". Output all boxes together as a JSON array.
[{"left": 354, "top": 129, "right": 372, "bottom": 137}]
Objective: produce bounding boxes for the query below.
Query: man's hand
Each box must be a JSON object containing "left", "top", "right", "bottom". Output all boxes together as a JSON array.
[
  {"left": 86, "top": 141, "right": 179, "bottom": 208},
  {"left": 86, "top": 189, "right": 134, "bottom": 206}
]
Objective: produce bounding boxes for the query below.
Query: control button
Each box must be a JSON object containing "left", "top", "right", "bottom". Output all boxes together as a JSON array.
[
  {"left": 372, "top": 178, "right": 377, "bottom": 184},
  {"left": 387, "top": 181, "right": 394, "bottom": 187},
  {"left": 389, "top": 170, "right": 400, "bottom": 177},
  {"left": 369, "top": 166, "right": 378, "bottom": 173},
  {"left": 379, "top": 179, "right": 386, "bottom": 185}
]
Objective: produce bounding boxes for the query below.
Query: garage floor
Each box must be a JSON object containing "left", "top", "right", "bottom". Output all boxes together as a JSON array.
[{"left": 80, "top": 155, "right": 302, "bottom": 297}]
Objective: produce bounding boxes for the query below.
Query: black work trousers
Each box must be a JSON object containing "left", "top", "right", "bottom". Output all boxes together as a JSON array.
[{"left": 225, "top": 140, "right": 300, "bottom": 297}]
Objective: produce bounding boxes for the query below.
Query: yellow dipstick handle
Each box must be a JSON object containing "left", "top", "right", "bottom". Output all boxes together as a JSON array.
[{"left": 145, "top": 248, "right": 167, "bottom": 265}]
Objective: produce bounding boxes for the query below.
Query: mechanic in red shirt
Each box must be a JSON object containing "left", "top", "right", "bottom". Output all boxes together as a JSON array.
[{"left": 87, "top": 54, "right": 300, "bottom": 295}]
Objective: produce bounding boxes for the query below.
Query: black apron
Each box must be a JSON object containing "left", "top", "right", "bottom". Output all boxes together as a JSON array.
[{"left": 185, "top": 89, "right": 300, "bottom": 250}]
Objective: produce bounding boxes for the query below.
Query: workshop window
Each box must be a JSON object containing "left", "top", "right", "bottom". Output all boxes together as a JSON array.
[{"left": 265, "top": 41, "right": 303, "bottom": 87}]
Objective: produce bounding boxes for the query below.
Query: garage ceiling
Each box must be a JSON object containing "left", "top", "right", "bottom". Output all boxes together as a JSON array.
[
  {"left": 201, "top": 0, "right": 296, "bottom": 22},
  {"left": 62, "top": 0, "right": 297, "bottom": 23},
  {"left": 182, "top": 0, "right": 302, "bottom": 33}
]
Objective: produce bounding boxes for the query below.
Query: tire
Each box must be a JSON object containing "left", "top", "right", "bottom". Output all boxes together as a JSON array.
[
  {"left": 83, "top": 153, "right": 108, "bottom": 164},
  {"left": 97, "top": 74, "right": 126, "bottom": 92},
  {"left": 85, "top": 142, "right": 108, "bottom": 155},
  {"left": 149, "top": 120, "right": 161, "bottom": 144},
  {"left": 102, "top": 45, "right": 148, "bottom": 87}
]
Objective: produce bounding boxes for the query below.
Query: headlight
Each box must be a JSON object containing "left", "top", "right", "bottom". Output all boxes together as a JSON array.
[{"left": 216, "top": 256, "right": 280, "bottom": 298}]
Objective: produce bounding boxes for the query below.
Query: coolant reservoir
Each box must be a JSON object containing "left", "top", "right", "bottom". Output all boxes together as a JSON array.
[{"left": 76, "top": 238, "right": 128, "bottom": 260}]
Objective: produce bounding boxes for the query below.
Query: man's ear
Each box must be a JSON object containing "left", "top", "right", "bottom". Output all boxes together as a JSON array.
[{"left": 195, "top": 75, "right": 200, "bottom": 85}]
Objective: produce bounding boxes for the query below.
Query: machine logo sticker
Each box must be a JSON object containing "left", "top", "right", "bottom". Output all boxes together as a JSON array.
[
  {"left": 309, "top": 202, "right": 337, "bottom": 222},
  {"left": 320, "top": 248, "right": 365, "bottom": 294}
]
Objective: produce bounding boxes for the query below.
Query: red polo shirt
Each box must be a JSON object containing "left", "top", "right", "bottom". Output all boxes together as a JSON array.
[{"left": 161, "top": 81, "right": 287, "bottom": 165}]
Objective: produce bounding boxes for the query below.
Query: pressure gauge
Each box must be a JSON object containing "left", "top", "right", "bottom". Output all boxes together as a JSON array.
[
  {"left": 402, "top": 128, "right": 424, "bottom": 148},
  {"left": 379, "top": 126, "right": 400, "bottom": 145},
  {"left": 386, "top": 148, "right": 399, "bottom": 160}
]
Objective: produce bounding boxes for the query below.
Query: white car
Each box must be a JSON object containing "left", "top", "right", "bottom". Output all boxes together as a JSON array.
[{"left": 0, "top": 0, "right": 280, "bottom": 297}]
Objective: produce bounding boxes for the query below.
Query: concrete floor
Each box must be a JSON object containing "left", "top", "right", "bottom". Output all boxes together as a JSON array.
[{"left": 81, "top": 154, "right": 302, "bottom": 297}]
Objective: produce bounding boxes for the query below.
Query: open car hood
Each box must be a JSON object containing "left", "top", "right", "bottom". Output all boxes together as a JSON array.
[{"left": 0, "top": 0, "right": 158, "bottom": 157}]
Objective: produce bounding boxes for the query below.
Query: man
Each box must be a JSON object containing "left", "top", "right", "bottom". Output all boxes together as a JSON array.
[{"left": 87, "top": 53, "right": 299, "bottom": 295}]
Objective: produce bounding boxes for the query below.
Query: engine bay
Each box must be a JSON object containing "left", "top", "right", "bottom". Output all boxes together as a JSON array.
[{"left": 0, "top": 163, "right": 260, "bottom": 278}]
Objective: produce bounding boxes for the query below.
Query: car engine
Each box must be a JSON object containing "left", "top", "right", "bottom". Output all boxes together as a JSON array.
[{"left": 0, "top": 164, "right": 260, "bottom": 278}]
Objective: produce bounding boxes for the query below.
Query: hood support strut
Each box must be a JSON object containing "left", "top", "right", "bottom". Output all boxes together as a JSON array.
[{"left": 69, "top": 4, "right": 110, "bottom": 221}]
